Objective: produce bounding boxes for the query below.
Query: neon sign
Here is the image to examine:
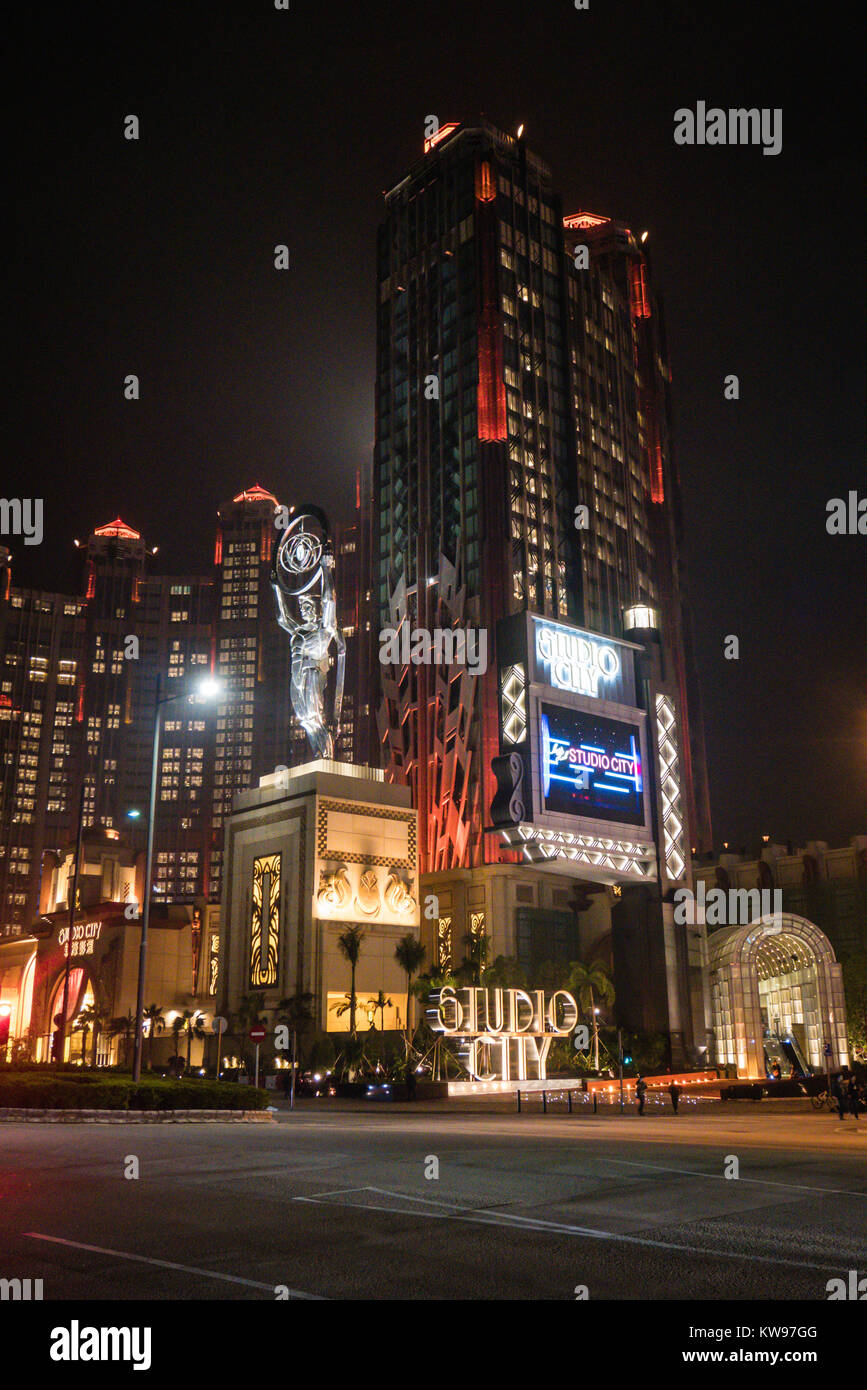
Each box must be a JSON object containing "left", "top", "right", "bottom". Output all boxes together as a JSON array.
[
  {"left": 541, "top": 704, "right": 645, "bottom": 827},
  {"left": 535, "top": 622, "right": 620, "bottom": 698},
  {"left": 428, "top": 985, "right": 578, "bottom": 1081}
]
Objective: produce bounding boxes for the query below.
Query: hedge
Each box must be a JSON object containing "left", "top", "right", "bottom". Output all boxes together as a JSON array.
[{"left": 0, "top": 1072, "right": 268, "bottom": 1111}]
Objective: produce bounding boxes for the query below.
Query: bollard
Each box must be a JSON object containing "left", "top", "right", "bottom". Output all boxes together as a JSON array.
[
  {"left": 516, "top": 1089, "right": 521, "bottom": 1114},
  {"left": 568, "top": 1090, "right": 573, "bottom": 1114},
  {"left": 542, "top": 1090, "right": 547, "bottom": 1114},
  {"left": 593, "top": 1091, "right": 598, "bottom": 1114}
]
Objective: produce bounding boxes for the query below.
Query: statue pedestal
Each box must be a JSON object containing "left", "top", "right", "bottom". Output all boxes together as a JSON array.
[{"left": 219, "top": 762, "right": 420, "bottom": 1036}]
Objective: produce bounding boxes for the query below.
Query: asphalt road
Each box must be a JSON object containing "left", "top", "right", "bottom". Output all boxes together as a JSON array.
[{"left": 1, "top": 1104, "right": 865, "bottom": 1301}]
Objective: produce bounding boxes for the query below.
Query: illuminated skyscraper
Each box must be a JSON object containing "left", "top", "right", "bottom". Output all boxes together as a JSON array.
[{"left": 372, "top": 120, "right": 711, "bottom": 874}]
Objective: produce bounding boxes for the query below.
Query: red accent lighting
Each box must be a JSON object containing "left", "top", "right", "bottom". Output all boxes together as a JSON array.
[
  {"left": 93, "top": 517, "right": 141, "bottom": 540},
  {"left": 424, "top": 122, "right": 460, "bottom": 154},
  {"left": 232, "top": 484, "right": 278, "bottom": 505},
  {"left": 475, "top": 159, "right": 496, "bottom": 203},
  {"left": 629, "top": 261, "right": 651, "bottom": 319},
  {"left": 650, "top": 442, "right": 665, "bottom": 505},
  {"left": 563, "top": 211, "right": 610, "bottom": 230}
]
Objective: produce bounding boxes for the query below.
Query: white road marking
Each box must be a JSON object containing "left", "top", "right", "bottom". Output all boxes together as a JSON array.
[
  {"left": 293, "top": 1185, "right": 850, "bottom": 1273},
  {"left": 597, "top": 1154, "right": 867, "bottom": 1198},
  {"left": 23, "top": 1232, "right": 324, "bottom": 1299}
]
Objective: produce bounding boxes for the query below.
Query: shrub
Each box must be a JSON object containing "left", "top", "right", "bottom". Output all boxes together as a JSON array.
[{"left": 0, "top": 1070, "right": 267, "bottom": 1111}]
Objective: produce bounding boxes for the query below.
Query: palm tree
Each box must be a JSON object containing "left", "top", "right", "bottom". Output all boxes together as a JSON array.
[
  {"left": 369, "top": 989, "right": 392, "bottom": 1033},
  {"left": 179, "top": 1009, "right": 207, "bottom": 1070},
  {"left": 230, "top": 993, "right": 267, "bottom": 1072},
  {"left": 91, "top": 1006, "right": 109, "bottom": 1066},
  {"left": 72, "top": 1008, "right": 93, "bottom": 1065},
  {"left": 108, "top": 1010, "right": 136, "bottom": 1069},
  {"left": 481, "top": 955, "right": 527, "bottom": 989},
  {"left": 336, "top": 926, "right": 365, "bottom": 1035},
  {"left": 454, "top": 930, "right": 489, "bottom": 986},
  {"left": 142, "top": 1004, "right": 165, "bottom": 1071},
  {"left": 171, "top": 1013, "right": 184, "bottom": 1068},
  {"left": 276, "top": 992, "right": 315, "bottom": 1071},
  {"left": 394, "top": 934, "right": 426, "bottom": 1041},
  {"left": 74, "top": 1004, "right": 109, "bottom": 1067},
  {"left": 567, "top": 958, "right": 616, "bottom": 1072}
]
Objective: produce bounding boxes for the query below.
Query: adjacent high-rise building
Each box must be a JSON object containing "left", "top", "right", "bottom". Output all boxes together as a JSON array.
[
  {"left": 0, "top": 486, "right": 365, "bottom": 938},
  {"left": 372, "top": 120, "right": 711, "bottom": 875}
]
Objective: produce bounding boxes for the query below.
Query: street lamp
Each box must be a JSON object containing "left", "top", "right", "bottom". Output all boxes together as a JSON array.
[{"left": 131, "top": 673, "right": 223, "bottom": 1082}]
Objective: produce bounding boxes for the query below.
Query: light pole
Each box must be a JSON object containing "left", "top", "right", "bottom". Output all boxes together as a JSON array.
[
  {"left": 57, "top": 779, "right": 87, "bottom": 1064},
  {"left": 131, "top": 673, "right": 222, "bottom": 1082}
]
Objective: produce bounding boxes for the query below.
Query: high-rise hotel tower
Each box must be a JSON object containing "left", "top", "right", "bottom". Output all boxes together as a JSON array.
[{"left": 373, "top": 120, "right": 711, "bottom": 875}]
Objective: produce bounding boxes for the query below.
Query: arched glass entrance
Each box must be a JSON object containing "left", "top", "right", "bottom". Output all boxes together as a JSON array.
[
  {"left": 708, "top": 913, "right": 849, "bottom": 1078},
  {"left": 43, "top": 968, "right": 94, "bottom": 1063}
]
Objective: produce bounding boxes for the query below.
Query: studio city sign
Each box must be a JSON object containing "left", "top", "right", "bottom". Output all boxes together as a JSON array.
[
  {"left": 428, "top": 985, "right": 579, "bottom": 1082},
  {"left": 535, "top": 622, "right": 620, "bottom": 698}
]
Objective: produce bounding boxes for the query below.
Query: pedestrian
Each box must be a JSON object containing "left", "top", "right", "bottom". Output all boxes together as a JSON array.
[
  {"left": 846, "top": 1075, "right": 860, "bottom": 1121},
  {"left": 830, "top": 1072, "right": 846, "bottom": 1121},
  {"left": 405, "top": 1063, "right": 417, "bottom": 1102},
  {"left": 636, "top": 1075, "right": 647, "bottom": 1115},
  {"left": 669, "top": 1081, "right": 680, "bottom": 1113}
]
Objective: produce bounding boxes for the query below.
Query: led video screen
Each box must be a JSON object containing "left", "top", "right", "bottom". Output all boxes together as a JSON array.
[{"left": 540, "top": 703, "right": 645, "bottom": 827}]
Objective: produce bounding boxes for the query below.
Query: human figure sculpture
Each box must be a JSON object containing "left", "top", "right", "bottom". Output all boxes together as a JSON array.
[{"left": 271, "top": 505, "right": 345, "bottom": 759}]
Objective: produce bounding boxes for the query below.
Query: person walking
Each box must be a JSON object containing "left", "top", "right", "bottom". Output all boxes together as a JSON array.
[
  {"left": 846, "top": 1074, "right": 860, "bottom": 1121},
  {"left": 830, "top": 1071, "right": 847, "bottom": 1121},
  {"left": 636, "top": 1075, "right": 647, "bottom": 1116},
  {"left": 405, "top": 1062, "right": 417, "bottom": 1102},
  {"left": 669, "top": 1081, "right": 680, "bottom": 1113}
]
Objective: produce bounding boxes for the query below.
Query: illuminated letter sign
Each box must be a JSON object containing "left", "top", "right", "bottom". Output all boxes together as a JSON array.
[
  {"left": 535, "top": 623, "right": 620, "bottom": 698},
  {"left": 58, "top": 921, "right": 102, "bottom": 946},
  {"left": 428, "top": 986, "right": 579, "bottom": 1082}
]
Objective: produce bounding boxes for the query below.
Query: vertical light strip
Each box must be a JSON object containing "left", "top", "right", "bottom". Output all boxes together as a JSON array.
[{"left": 655, "top": 694, "right": 686, "bottom": 881}]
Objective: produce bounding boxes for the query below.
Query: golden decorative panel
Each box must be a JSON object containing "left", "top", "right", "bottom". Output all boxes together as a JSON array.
[{"left": 250, "top": 852, "right": 280, "bottom": 988}]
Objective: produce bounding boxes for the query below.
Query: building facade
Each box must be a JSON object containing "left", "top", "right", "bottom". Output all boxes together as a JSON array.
[
  {"left": 369, "top": 121, "right": 715, "bottom": 1063},
  {"left": 372, "top": 121, "right": 711, "bottom": 879},
  {"left": 0, "top": 489, "right": 365, "bottom": 942}
]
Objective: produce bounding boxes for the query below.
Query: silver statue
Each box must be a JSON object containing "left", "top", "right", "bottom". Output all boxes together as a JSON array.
[{"left": 271, "top": 505, "right": 345, "bottom": 760}]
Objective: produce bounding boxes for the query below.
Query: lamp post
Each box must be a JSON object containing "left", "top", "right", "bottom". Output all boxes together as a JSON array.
[
  {"left": 57, "top": 779, "right": 87, "bottom": 1064},
  {"left": 131, "top": 673, "right": 222, "bottom": 1082}
]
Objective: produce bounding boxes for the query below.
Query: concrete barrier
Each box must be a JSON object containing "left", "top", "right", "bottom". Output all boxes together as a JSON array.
[{"left": 0, "top": 1108, "right": 276, "bottom": 1123}]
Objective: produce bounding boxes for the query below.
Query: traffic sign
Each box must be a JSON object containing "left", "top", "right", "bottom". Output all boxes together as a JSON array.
[
  {"left": 249, "top": 1025, "right": 267, "bottom": 1043},
  {"left": 212, "top": 1015, "right": 228, "bottom": 1034}
]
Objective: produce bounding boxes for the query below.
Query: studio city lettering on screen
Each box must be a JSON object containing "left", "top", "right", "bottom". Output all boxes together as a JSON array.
[
  {"left": 535, "top": 622, "right": 620, "bottom": 698},
  {"left": 428, "top": 985, "right": 579, "bottom": 1081}
]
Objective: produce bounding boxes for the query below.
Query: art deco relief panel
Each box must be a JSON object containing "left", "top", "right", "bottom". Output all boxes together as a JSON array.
[{"left": 314, "top": 797, "right": 420, "bottom": 929}]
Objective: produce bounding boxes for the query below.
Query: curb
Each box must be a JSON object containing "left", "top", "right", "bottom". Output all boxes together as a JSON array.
[{"left": 0, "top": 1108, "right": 275, "bottom": 1124}]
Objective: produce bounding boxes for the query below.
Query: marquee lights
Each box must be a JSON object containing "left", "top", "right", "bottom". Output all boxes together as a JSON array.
[
  {"left": 535, "top": 622, "right": 620, "bottom": 697},
  {"left": 429, "top": 985, "right": 579, "bottom": 1081},
  {"left": 656, "top": 694, "right": 687, "bottom": 881}
]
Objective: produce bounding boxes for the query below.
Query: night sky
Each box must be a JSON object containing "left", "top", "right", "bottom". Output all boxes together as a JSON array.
[{"left": 9, "top": 2, "right": 864, "bottom": 851}]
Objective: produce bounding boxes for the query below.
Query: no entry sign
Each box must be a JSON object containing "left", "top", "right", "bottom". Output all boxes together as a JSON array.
[{"left": 249, "top": 1025, "right": 267, "bottom": 1043}]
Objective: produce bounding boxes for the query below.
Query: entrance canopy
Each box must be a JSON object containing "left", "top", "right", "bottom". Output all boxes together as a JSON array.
[{"left": 708, "top": 912, "right": 849, "bottom": 1078}]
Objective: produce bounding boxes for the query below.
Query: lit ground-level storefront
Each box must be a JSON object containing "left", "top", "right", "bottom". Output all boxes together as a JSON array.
[
  {"left": 0, "top": 829, "right": 220, "bottom": 1068},
  {"left": 707, "top": 912, "right": 849, "bottom": 1078}
]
